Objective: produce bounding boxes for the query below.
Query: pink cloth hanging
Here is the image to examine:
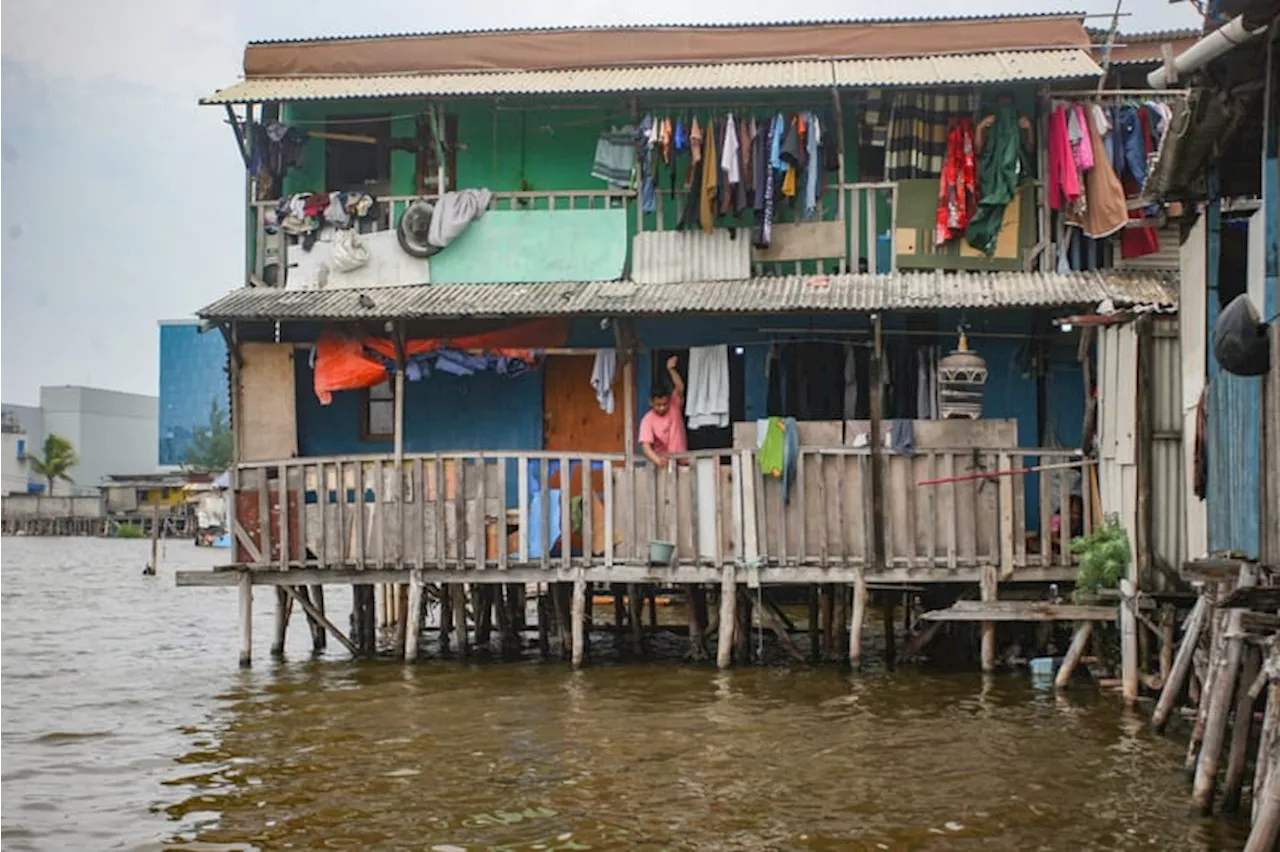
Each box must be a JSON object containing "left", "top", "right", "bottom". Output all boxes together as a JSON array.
[{"left": 1047, "top": 106, "right": 1081, "bottom": 211}]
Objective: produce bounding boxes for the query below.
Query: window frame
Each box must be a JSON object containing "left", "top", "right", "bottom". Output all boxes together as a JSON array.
[{"left": 359, "top": 379, "right": 396, "bottom": 442}]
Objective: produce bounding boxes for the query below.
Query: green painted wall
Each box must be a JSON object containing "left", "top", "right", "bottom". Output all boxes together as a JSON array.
[{"left": 270, "top": 85, "right": 1040, "bottom": 279}]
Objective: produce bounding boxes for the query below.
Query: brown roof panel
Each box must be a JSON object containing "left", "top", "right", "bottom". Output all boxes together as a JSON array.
[{"left": 243, "top": 15, "right": 1092, "bottom": 77}]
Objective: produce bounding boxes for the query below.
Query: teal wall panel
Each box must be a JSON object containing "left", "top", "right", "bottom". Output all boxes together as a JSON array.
[{"left": 428, "top": 209, "right": 628, "bottom": 284}]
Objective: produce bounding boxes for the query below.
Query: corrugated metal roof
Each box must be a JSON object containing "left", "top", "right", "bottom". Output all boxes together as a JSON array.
[
  {"left": 246, "top": 12, "right": 1088, "bottom": 45},
  {"left": 204, "top": 49, "right": 1099, "bottom": 103},
  {"left": 197, "top": 271, "right": 1177, "bottom": 322},
  {"left": 831, "top": 49, "right": 1099, "bottom": 86},
  {"left": 203, "top": 60, "right": 835, "bottom": 103}
]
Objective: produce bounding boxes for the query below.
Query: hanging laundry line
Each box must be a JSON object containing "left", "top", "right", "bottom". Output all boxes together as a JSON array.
[{"left": 916, "top": 458, "right": 1096, "bottom": 488}]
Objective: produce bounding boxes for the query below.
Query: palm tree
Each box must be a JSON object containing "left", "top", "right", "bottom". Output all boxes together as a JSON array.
[{"left": 26, "top": 434, "right": 78, "bottom": 495}]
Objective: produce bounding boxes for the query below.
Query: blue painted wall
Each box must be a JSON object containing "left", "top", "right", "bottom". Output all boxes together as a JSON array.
[{"left": 158, "top": 322, "right": 229, "bottom": 466}]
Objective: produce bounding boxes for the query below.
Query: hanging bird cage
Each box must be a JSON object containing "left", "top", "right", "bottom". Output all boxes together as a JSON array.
[{"left": 937, "top": 330, "right": 988, "bottom": 419}]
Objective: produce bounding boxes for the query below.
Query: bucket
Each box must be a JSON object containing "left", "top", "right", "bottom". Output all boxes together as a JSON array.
[{"left": 648, "top": 539, "right": 676, "bottom": 566}]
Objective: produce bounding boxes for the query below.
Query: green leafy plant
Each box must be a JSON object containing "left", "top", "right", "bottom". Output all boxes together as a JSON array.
[
  {"left": 1071, "top": 514, "right": 1130, "bottom": 601},
  {"left": 116, "top": 523, "right": 144, "bottom": 539}
]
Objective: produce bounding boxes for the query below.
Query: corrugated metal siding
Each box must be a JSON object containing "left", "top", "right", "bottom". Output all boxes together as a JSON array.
[
  {"left": 1206, "top": 372, "right": 1261, "bottom": 558},
  {"left": 632, "top": 231, "right": 751, "bottom": 285},
  {"left": 1097, "top": 326, "right": 1138, "bottom": 563},
  {"left": 204, "top": 49, "right": 1098, "bottom": 103},
  {"left": 1114, "top": 226, "right": 1181, "bottom": 271},
  {"left": 1150, "top": 319, "right": 1184, "bottom": 580},
  {"left": 198, "top": 270, "right": 1177, "bottom": 321}
]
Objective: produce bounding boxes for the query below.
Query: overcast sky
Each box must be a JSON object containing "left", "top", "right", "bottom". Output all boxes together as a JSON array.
[{"left": 0, "top": 0, "right": 1202, "bottom": 403}]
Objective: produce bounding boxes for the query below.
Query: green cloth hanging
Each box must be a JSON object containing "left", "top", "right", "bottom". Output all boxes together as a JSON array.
[
  {"left": 965, "top": 103, "right": 1024, "bottom": 257},
  {"left": 570, "top": 496, "right": 584, "bottom": 533},
  {"left": 758, "top": 417, "right": 786, "bottom": 478}
]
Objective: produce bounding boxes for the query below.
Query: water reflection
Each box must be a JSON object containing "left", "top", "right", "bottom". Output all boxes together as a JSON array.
[{"left": 0, "top": 539, "right": 1251, "bottom": 851}]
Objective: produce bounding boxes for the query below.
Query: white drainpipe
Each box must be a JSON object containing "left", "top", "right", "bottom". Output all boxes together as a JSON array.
[{"left": 1147, "top": 15, "right": 1272, "bottom": 88}]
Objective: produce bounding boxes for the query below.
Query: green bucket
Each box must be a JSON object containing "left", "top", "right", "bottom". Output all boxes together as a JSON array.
[{"left": 648, "top": 539, "right": 676, "bottom": 566}]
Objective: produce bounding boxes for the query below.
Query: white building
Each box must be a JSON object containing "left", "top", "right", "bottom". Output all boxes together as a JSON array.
[
  {"left": 1, "top": 412, "right": 30, "bottom": 495},
  {"left": 0, "top": 386, "right": 159, "bottom": 496}
]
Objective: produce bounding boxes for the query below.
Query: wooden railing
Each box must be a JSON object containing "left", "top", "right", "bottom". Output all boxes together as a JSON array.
[
  {"left": 229, "top": 445, "right": 1090, "bottom": 575},
  {"left": 248, "top": 183, "right": 900, "bottom": 284},
  {"left": 250, "top": 189, "right": 632, "bottom": 284}
]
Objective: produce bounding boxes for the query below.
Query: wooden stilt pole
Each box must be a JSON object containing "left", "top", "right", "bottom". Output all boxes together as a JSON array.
[
  {"left": 648, "top": 589, "right": 658, "bottom": 628},
  {"left": 452, "top": 583, "right": 470, "bottom": 658},
  {"left": 628, "top": 583, "right": 644, "bottom": 656},
  {"left": 1154, "top": 598, "right": 1208, "bottom": 733},
  {"left": 1254, "top": 667, "right": 1280, "bottom": 823},
  {"left": 1247, "top": 763, "right": 1280, "bottom": 852},
  {"left": 552, "top": 582, "right": 570, "bottom": 659},
  {"left": 238, "top": 571, "right": 252, "bottom": 668},
  {"left": 1222, "top": 644, "right": 1261, "bottom": 814},
  {"left": 571, "top": 574, "right": 586, "bottom": 669},
  {"left": 281, "top": 584, "right": 360, "bottom": 657},
  {"left": 717, "top": 565, "right": 736, "bottom": 669},
  {"left": 613, "top": 582, "right": 627, "bottom": 642},
  {"left": 145, "top": 502, "right": 159, "bottom": 575},
  {"left": 808, "top": 585, "right": 821, "bottom": 662},
  {"left": 686, "top": 584, "right": 708, "bottom": 661},
  {"left": 308, "top": 584, "right": 327, "bottom": 652},
  {"left": 1189, "top": 598, "right": 1227, "bottom": 773},
  {"left": 980, "top": 564, "right": 998, "bottom": 673},
  {"left": 494, "top": 584, "right": 514, "bottom": 655},
  {"left": 820, "top": 584, "right": 835, "bottom": 660},
  {"left": 474, "top": 585, "right": 494, "bottom": 649},
  {"left": 849, "top": 572, "right": 868, "bottom": 668},
  {"left": 1193, "top": 567, "right": 1257, "bottom": 813},
  {"left": 1160, "top": 603, "right": 1175, "bottom": 684},
  {"left": 1055, "top": 622, "right": 1094, "bottom": 689},
  {"left": 1121, "top": 578, "right": 1140, "bottom": 707},
  {"left": 735, "top": 589, "right": 753, "bottom": 664},
  {"left": 405, "top": 573, "right": 423, "bottom": 662},
  {"left": 270, "top": 587, "right": 291, "bottom": 658},
  {"left": 440, "top": 583, "right": 453, "bottom": 653},
  {"left": 883, "top": 592, "right": 897, "bottom": 669},
  {"left": 536, "top": 585, "right": 551, "bottom": 659}
]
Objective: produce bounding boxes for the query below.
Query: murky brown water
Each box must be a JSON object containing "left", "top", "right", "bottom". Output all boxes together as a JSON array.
[{"left": 1, "top": 538, "right": 1249, "bottom": 850}]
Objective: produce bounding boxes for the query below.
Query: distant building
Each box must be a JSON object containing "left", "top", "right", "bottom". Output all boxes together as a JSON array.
[
  {"left": 1, "top": 411, "right": 30, "bottom": 495},
  {"left": 158, "top": 320, "right": 229, "bottom": 467},
  {"left": 1, "top": 386, "right": 159, "bottom": 495}
]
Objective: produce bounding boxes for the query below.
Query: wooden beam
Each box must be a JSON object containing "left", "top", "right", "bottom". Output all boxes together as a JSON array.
[
  {"left": 1152, "top": 596, "right": 1208, "bottom": 732},
  {"left": 921, "top": 601, "right": 1118, "bottom": 623},
  {"left": 1055, "top": 622, "right": 1094, "bottom": 688},
  {"left": 281, "top": 583, "right": 360, "bottom": 657},
  {"left": 175, "top": 563, "right": 1084, "bottom": 588}
]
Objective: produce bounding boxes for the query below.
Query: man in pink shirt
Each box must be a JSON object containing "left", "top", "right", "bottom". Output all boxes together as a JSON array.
[{"left": 639, "top": 355, "right": 687, "bottom": 466}]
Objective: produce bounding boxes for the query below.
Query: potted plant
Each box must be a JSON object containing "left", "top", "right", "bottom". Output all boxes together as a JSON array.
[{"left": 1071, "top": 514, "right": 1131, "bottom": 603}]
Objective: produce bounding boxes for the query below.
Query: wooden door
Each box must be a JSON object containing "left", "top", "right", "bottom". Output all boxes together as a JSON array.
[{"left": 543, "top": 354, "right": 623, "bottom": 455}]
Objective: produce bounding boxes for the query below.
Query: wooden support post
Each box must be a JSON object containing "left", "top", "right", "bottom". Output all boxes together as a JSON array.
[
  {"left": 1120, "top": 578, "right": 1140, "bottom": 706},
  {"left": 536, "top": 585, "right": 551, "bottom": 659},
  {"left": 1247, "top": 764, "right": 1280, "bottom": 852},
  {"left": 686, "top": 584, "right": 708, "bottom": 661},
  {"left": 145, "top": 502, "right": 159, "bottom": 575},
  {"left": 571, "top": 574, "right": 586, "bottom": 669},
  {"left": 238, "top": 571, "right": 252, "bottom": 668},
  {"left": 821, "top": 584, "right": 835, "bottom": 661},
  {"left": 552, "top": 582, "right": 570, "bottom": 659},
  {"left": 270, "top": 586, "right": 291, "bottom": 658},
  {"left": 452, "top": 583, "right": 470, "bottom": 658},
  {"left": 1055, "top": 622, "right": 1094, "bottom": 688},
  {"left": 980, "top": 563, "right": 998, "bottom": 673},
  {"left": 1222, "top": 644, "right": 1261, "bottom": 814},
  {"left": 808, "top": 586, "right": 821, "bottom": 662},
  {"left": 1189, "top": 594, "right": 1227, "bottom": 773},
  {"left": 849, "top": 573, "right": 868, "bottom": 668},
  {"left": 1159, "top": 603, "right": 1175, "bottom": 684},
  {"left": 439, "top": 583, "right": 453, "bottom": 653},
  {"left": 883, "top": 593, "right": 897, "bottom": 669},
  {"left": 474, "top": 585, "right": 493, "bottom": 649},
  {"left": 613, "top": 582, "right": 627, "bottom": 640},
  {"left": 1153, "top": 596, "right": 1208, "bottom": 732},
  {"left": 628, "top": 583, "right": 644, "bottom": 656},
  {"left": 308, "top": 585, "right": 327, "bottom": 652},
  {"left": 1254, "top": 670, "right": 1280, "bottom": 824},
  {"left": 1193, "top": 567, "right": 1257, "bottom": 814},
  {"left": 281, "top": 584, "right": 360, "bottom": 657},
  {"left": 405, "top": 573, "right": 423, "bottom": 661},
  {"left": 717, "top": 565, "right": 736, "bottom": 669},
  {"left": 648, "top": 590, "right": 658, "bottom": 628},
  {"left": 736, "top": 589, "right": 752, "bottom": 664}
]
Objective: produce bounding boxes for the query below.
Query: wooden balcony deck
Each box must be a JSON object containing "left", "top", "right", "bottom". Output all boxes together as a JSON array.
[{"left": 177, "top": 444, "right": 1090, "bottom": 589}]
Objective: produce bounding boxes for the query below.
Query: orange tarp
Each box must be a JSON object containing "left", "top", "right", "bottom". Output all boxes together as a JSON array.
[{"left": 313, "top": 319, "right": 570, "bottom": 404}]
